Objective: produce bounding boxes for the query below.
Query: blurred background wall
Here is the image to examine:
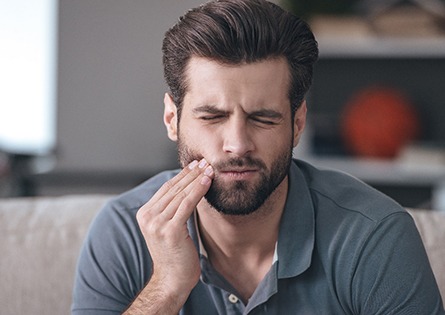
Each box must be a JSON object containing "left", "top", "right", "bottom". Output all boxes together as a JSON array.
[
  {"left": 33, "top": 0, "right": 206, "bottom": 195},
  {"left": 55, "top": 1, "right": 202, "bottom": 173}
]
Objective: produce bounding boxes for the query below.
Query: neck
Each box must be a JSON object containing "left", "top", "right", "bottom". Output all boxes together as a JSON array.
[
  {"left": 196, "top": 175, "right": 288, "bottom": 263},
  {"left": 197, "top": 177, "right": 288, "bottom": 255},
  {"left": 196, "top": 176, "right": 288, "bottom": 302}
]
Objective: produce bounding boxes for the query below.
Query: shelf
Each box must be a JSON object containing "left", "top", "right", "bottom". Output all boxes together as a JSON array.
[
  {"left": 303, "top": 156, "right": 445, "bottom": 186},
  {"left": 317, "top": 35, "right": 445, "bottom": 58}
]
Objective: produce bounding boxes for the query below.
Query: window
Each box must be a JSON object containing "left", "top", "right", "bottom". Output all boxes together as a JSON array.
[{"left": 0, "top": 0, "right": 58, "bottom": 155}]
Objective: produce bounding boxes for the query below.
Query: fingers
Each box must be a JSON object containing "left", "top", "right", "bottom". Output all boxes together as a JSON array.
[
  {"left": 149, "top": 160, "right": 202, "bottom": 205},
  {"left": 169, "top": 171, "right": 212, "bottom": 222},
  {"left": 139, "top": 159, "right": 214, "bottom": 221},
  {"left": 162, "top": 162, "right": 213, "bottom": 221},
  {"left": 134, "top": 159, "right": 212, "bottom": 299}
]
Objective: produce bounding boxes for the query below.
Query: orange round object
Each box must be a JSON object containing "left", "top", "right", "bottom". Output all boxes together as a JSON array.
[{"left": 341, "top": 86, "right": 421, "bottom": 158}]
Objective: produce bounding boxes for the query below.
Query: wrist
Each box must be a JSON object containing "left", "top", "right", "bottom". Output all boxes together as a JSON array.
[{"left": 149, "top": 272, "right": 194, "bottom": 303}]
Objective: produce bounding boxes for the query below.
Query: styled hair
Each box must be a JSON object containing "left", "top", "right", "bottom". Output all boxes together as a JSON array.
[{"left": 162, "top": 0, "right": 319, "bottom": 118}]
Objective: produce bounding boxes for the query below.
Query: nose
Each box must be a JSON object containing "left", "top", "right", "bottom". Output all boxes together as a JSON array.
[{"left": 222, "top": 118, "right": 255, "bottom": 157}]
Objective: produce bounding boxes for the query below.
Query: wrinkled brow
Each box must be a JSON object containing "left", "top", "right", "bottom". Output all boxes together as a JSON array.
[{"left": 192, "top": 105, "right": 284, "bottom": 119}]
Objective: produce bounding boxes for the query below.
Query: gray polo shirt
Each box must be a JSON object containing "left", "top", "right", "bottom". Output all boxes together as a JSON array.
[{"left": 72, "top": 159, "right": 444, "bottom": 314}]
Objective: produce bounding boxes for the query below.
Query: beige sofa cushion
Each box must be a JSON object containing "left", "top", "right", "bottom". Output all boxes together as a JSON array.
[
  {"left": 408, "top": 209, "right": 445, "bottom": 300},
  {"left": 0, "top": 195, "right": 111, "bottom": 315},
  {"left": 0, "top": 195, "right": 443, "bottom": 314}
]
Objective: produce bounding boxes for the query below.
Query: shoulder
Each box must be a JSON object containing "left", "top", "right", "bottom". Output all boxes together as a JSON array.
[
  {"left": 294, "top": 159, "right": 406, "bottom": 223},
  {"left": 292, "top": 160, "right": 443, "bottom": 313},
  {"left": 292, "top": 159, "right": 417, "bottom": 272}
]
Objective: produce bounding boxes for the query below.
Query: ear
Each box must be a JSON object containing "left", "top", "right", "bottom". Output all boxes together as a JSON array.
[
  {"left": 293, "top": 100, "right": 307, "bottom": 147},
  {"left": 163, "top": 93, "right": 178, "bottom": 142}
]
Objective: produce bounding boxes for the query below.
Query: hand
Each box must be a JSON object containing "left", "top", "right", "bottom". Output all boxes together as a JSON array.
[{"left": 136, "top": 159, "right": 214, "bottom": 301}]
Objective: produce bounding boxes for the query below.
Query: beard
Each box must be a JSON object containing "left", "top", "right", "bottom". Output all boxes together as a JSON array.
[{"left": 177, "top": 137, "right": 293, "bottom": 216}]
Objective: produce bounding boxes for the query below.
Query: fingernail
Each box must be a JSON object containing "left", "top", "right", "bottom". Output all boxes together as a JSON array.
[
  {"left": 198, "top": 159, "right": 207, "bottom": 169},
  {"left": 204, "top": 165, "right": 213, "bottom": 176},
  {"left": 201, "top": 176, "right": 211, "bottom": 185},
  {"left": 188, "top": 160, "right": 198, "bottom": 169}
]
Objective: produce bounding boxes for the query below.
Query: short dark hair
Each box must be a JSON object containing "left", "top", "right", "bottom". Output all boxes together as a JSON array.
[{"left": 162, "top": 0, "right": 319, "bottom": 118}]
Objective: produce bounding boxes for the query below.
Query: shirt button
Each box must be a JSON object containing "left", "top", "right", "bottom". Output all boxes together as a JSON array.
[{"left": 228, "top": 294, "right": 239, "bottom": 304}]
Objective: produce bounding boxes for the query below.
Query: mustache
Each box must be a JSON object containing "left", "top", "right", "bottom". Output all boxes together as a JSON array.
[
  {"left": 176, "top": 138, "right": 266, "bottom": 171},
  {"left": 212, "top": 157, "right": 266, "bottom": 171}
]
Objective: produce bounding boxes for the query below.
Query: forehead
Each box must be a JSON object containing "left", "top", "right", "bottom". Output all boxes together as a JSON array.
[{"left": 183, "top": 56, "right": 291, "bottom": 111}]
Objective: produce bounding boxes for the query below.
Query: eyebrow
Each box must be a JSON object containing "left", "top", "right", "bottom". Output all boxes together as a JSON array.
[
  {"left": 249, "top": 109, "right": 284, "bottom": 120},
  {"left": 192, "top": 105, "right": 284, "bottom": 119},
  {"left": 192, "top": 105, "right": 226, "bottom": 115}
]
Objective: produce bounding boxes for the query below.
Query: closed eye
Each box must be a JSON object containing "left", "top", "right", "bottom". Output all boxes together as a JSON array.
[
  {"left": 249, "top": 110, "right": 283, "bottom": 126},
  {"left": 251, "top": 117, "right": 278, "bottom": 125},
  {"left": 199, "top": 115, "right": 226, "bottom": 121},
  {"left": 193, "top": 105, "right": 228, "bottom": 122}
]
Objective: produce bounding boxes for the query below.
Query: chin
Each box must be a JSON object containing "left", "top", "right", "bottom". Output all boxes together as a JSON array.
[{"left": 204, "top": 179, "right": 274, "bottom": 216}]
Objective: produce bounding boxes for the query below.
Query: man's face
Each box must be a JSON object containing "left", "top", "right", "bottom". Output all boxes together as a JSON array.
[{"left": 164, "top": 57, "right": 306, "bottom": 215}]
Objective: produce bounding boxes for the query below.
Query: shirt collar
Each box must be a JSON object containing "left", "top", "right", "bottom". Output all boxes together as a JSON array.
[
  {"left": 277, "top": 160, "right": 315, "bottom": 278},
  {"left": 192, "top": 210, "right": 208, "bottom": 258}
]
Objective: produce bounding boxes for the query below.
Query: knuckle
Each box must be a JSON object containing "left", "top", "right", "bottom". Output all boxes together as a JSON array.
[
  {"left": 145, "top": 220, "right": 162, "bottom": 236},
  {"left": 136, "top": 206, "right": 153, "bottom": 224},
  {"left": 143, "top": 217, "right": 168, "bottom": 240},
  {"left": 175, "top": 189, "right": 189, "bottom": 201},
  {"left": 164, "top": 179, "right": 183, "bottom": 197},
  {"left": 179, "top": 197, "right": 195, "bottom": 211},
  {"left": 172, "top": 191, "right": 197, "bottom": 214},
  {"left": 162, "top": 178, "right": 175, "bottom": 191},
  {"left": 136, "top": 208, "right": 147, "bottom": 226}
]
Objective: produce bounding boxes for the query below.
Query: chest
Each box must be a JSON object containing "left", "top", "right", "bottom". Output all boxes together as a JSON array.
[
  {"left": 215, "top": 258, "right": 273, "bottom": 304},
  {"left": 181, "top": 276, "right": 349, "bottom": 315},
  {"left": 180, "top": 259, "right": 351, "bottom": 315}
]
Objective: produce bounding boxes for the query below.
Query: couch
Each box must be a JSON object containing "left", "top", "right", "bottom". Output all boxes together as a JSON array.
[{"left": 0, "top": 194, "right": 444, "bottom": 314}]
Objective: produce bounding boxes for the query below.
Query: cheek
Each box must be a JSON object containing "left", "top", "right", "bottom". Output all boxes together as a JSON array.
[
  {"left": 183, "top": 125, "right": 214, "bottom": 147},
  {"left": 258, "top": 129, "right": 294, "bottom": 162},
  {"left": 262, "top": 127, "right": 293, "bottom": 149},
  {"left": 178, "top": 125, "right": 218, "bottom": 159}
]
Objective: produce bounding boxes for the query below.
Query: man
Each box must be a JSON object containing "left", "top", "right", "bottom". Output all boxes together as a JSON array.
[{"left": 72, "top": 0, "right": 444, "bottom": 314}]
